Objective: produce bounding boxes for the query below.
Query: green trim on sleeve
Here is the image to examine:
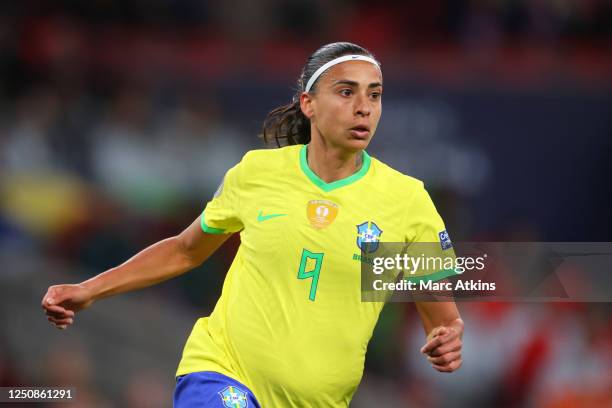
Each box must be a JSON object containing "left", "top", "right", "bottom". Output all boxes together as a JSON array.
[
  {"left": 403, "top": 268, "right": 458, "bottom": 284},
  {"left": 200, "top": 212, "right": 226, "bottom": 234},
  {"left": 299, "top": 144, "right": 371, "bottom": 192}
]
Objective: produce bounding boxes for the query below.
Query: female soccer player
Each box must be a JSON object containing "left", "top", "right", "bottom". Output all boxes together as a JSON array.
[{"left": 42, "top": 42, "right": 464, "bottom": 407}]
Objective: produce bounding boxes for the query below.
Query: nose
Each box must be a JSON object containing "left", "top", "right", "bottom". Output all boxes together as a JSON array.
[{"left": 354, "top": 93, "right": 370, "bottom": 117}]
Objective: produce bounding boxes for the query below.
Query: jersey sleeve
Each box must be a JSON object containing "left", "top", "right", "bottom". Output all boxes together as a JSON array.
[
  {"left": 200, "top": 159, "right": 244, "bottom": 234},
  {"left": 403, "top": 184, "right": 457, "bottom": 282}
]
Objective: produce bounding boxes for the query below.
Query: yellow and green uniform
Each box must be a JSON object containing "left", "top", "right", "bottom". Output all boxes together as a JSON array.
[{"left": 176, "top": 144, "right": 455, "bottom": 407}]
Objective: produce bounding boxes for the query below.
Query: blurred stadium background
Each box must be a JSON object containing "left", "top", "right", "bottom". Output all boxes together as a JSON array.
[{"left": 1, "top": 1, "right": 611, "bottom": 407}]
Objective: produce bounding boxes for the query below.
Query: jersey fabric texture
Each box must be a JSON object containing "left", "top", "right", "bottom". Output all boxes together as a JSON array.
[
  {"left": 174, "top": 371, "right": 261, "bottom": 408},
  {"left": 176, "top": 144, "right": 456, "bottom": 407}
]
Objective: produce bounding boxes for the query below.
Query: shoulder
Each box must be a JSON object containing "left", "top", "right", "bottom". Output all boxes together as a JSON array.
[
  {"left": 369, "top": 155, "right": 425, "bottom": 197},
  {"left": 239, "top": 145, "right": 301, "bottom": 170},
  {"left": 369, "top": 156, "right": 443, "bottom": 226},
  {"left": 241, "top": 145, "right": 301, "bottom": 163}
]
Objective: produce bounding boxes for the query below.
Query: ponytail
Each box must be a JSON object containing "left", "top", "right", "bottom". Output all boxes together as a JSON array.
[{"left": 261, "top": 97, "right": 311, "bottom": 147}]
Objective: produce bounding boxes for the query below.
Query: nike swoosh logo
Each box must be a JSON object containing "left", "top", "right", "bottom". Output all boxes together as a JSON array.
[{"left": 257, "top": 210, "right": 288, "bottom": 222}]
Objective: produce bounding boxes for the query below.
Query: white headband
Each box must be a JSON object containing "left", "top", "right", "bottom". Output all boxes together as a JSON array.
[{"left": 304, "top": 54, "right": 380, "bottom": 92}]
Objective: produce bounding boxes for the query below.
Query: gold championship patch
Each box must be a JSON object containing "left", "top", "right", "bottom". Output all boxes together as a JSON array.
[{"left": 307, "top": 200, "right": 339, "bottom": 229}]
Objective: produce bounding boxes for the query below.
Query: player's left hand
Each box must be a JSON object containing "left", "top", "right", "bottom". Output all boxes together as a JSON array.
[{"left": 420, "top": 321, "right": 463, "bottom": 373}]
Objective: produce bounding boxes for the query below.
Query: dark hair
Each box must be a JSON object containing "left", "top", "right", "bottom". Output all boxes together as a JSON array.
[{"left": 260, "top": 42, "right": 377, "bottom": 147}]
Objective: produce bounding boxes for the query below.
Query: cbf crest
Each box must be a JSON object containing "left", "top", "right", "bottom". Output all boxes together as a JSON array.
[
  {"left": 218, "top": 386, "right": 248, "bottom": 408},
  {"left": 356, "top": 221, "right": 383, "bottom": 253}
]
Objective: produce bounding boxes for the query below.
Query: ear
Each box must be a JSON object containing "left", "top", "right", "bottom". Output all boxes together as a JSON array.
[{"left": 299, "top": 92, "right": 315, "bottom": 120}]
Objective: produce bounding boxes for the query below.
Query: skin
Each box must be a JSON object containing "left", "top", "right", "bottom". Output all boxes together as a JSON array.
[
  {"left": 42, "top": 218, "right": 230, "bottom": 327},
  {"left": 417, "top": 301, "right": 464, "bottom": 372},
  {"left": 301, "top": 59, "right": 463, "bottom": 373},
  {"left": 300, "top": 60, "right": 382, "bottom": 182},
  {"left": 42, "top": 58, "right": 463, "bottom": 374}
]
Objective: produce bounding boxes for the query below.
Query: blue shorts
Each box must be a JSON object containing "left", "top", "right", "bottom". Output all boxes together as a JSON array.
[{"left": 173, "top": 371, "right": 261, "bottom": 408}]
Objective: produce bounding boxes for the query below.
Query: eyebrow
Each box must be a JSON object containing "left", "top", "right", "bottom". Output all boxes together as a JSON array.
[{"left": 332, "top": 80, "right": 383, "bottom": 88}]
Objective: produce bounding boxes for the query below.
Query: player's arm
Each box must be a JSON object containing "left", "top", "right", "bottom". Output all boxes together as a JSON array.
[
  {"left": 415, "top": 300, "right": 464, "bottom": 373},
  {"left": 41, "top": 216, "right": 232, "bottom": 329}
]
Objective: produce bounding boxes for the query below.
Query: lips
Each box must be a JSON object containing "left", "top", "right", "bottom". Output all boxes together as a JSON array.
[{"left": 349, "top": 125, "right": 371, "bottom": 139}]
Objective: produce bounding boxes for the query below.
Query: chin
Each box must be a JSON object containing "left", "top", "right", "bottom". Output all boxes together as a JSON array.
[{"left": 345, "top": 137, "right": 371, "bottom": 152}]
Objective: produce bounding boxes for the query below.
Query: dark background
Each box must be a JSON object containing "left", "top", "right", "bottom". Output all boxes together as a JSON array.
[{"left": 1, "top": 1, "right": 611, "bottom": 407}]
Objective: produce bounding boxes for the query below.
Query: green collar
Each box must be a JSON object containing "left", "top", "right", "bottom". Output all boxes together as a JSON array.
[{"left": 299, "top": 144, "right": 371, "bottom": 192}]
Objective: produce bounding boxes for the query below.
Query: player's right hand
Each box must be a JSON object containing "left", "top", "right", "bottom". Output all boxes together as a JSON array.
[{"left": 41, "top": 284, "right": 94, "bottom": 330}]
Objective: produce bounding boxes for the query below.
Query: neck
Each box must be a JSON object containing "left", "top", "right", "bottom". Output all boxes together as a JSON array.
[{"left": 306, "top": 137, "right": 363, "bottom": 183}]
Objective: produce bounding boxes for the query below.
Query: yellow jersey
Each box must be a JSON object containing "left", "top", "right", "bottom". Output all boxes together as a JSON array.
[{"left": 176, "top": 144, "right": 455, "bottom": 407}]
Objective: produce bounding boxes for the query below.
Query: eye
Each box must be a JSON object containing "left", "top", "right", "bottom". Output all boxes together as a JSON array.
[
  {"left": 339, "top": 89, "right": 353, "bottom": 97},
  {"left": 370, "top": 92, "right": 381, "bottom": 100}
]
